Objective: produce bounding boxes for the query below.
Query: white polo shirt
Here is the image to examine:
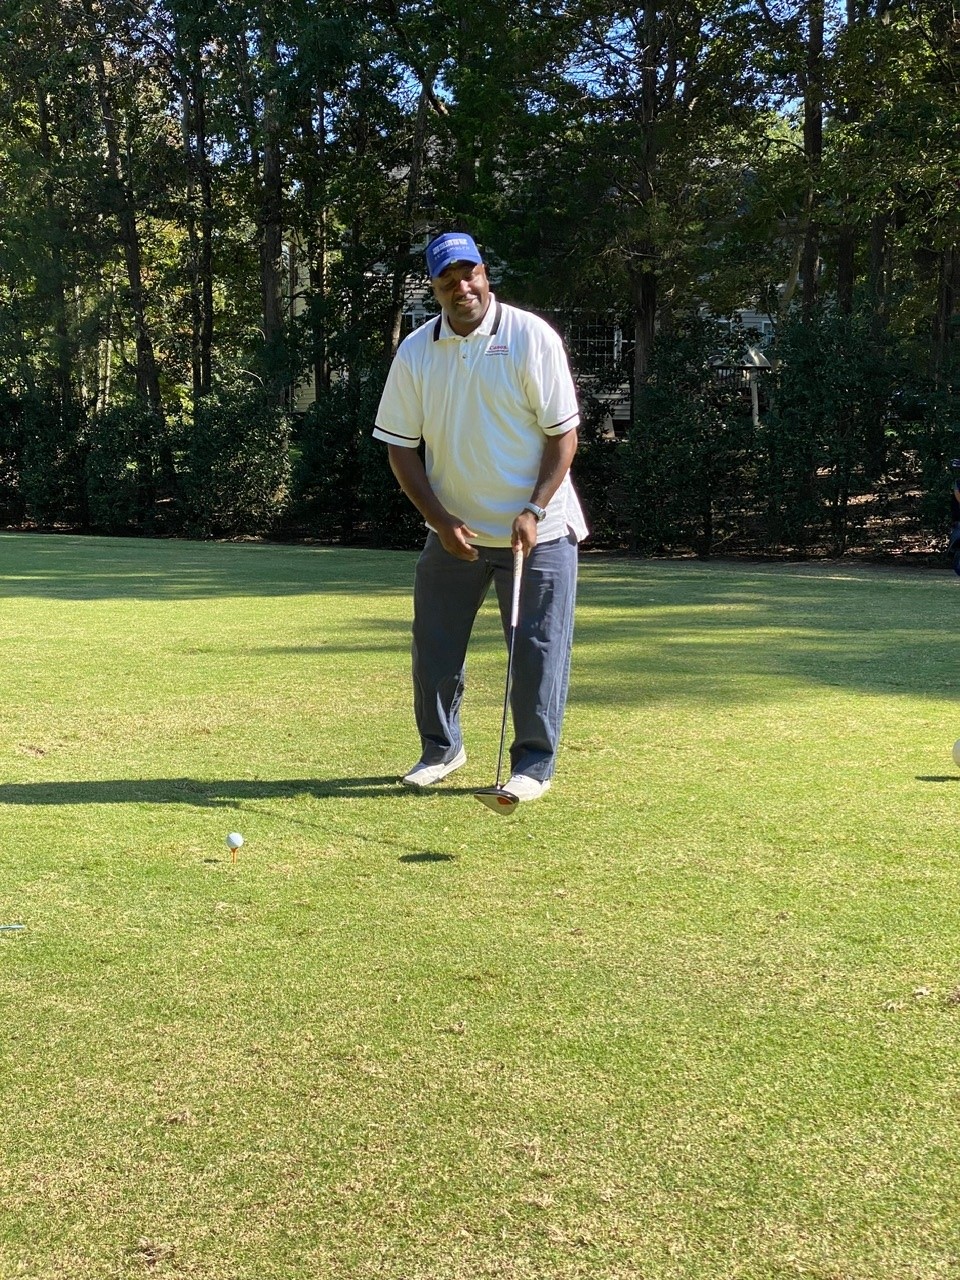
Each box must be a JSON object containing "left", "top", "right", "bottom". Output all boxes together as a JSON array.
[{"left": 374, "top": 296, "right": 588, "bottom": 547}]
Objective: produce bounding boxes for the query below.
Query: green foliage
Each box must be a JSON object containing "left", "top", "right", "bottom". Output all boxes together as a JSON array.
[
  {"left": 17, "top": 394, "right": 86, "bottom": 528},
  {"left": 0, "top": 1, "right": 956, "bottom": 552},
  {"left": 763, "top": 310, "right": 896, "bottom": 554},
  {"left": 623, "top": 317, "right": 757, "bottom": 556},
  {"left": 289, "top": 384, "right": 369, "bottom": 542},
  {"left": 567, "top": 366, "right": 632, "bottom": 548},
  {"left": 84, "top": 404, "right": 168, "bottom": 535},
  {"left": 290, "top": 378, "right": 422, "bottom": 547},
  {"left": 353, "top": 426, "right": 425, "bottom": 548},
  {"left": 0, "top": 387, "right": 24, "bottom": 526},
  {"left": 176, "top": 389, "right": 292, "bottom": 538},
  {"left": 571, "top": 433, "right": 629, "bottom": 550},
  {"left": 895, "top": 386, "right": 960, "bottom": 534}
]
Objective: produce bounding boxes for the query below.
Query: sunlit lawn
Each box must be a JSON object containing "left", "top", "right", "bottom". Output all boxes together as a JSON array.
[{"left": 1, "top": 532, "right": 959, "bottom": 1280}]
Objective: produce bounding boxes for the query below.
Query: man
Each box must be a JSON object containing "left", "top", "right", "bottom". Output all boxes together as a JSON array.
[{"left": 373, "top": 231, "right": 587, "bottom": 804}]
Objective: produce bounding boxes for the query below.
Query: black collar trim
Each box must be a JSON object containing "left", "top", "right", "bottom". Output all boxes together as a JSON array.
[{"left": 432, "top": 299, "right": 503, "bottom": 342}]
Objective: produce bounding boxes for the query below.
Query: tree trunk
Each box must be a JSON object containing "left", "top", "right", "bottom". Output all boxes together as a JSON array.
[
  {"left": 172, "top": 8, "right": 215, "bottom": 401},
  {"left": 630, "top": 263, "right": 657, "bottom": 400},
  {"left": 867, "top": 211, "right": 890, "bottom": 337},
  {"left": 97, "top": 265, "right": 118, "bottom": 413},
  {"left": 175, "top": 46, "right": 204, "bottom": 401},
  {"left": 800, "top": 0, "right": 824, "bottom": 313},
  {"left": 260, "top": 31, "right": 284, "bottom": 400},
  {"left": 453, "top": 14, "right": 476, "bottom": 213},
  {"left": 384, "top": 87, "right": 430, "bottom": 363},
  {"left": 36, "top": 92, "right": 73, "bottom": 407},
  {"left": 629, "top": 2, "right": 660, "bottom": 408},
  {"left": 89, "top": 43, "right": 164, "bottom": 418},
  {"left": 193, "top": 63, "right": 215, "bottom": 396},
  {"left": 836, "top": 226, "right": 856, "bottom": 315},
  {"left": 301, "top": 87, "right": 330, "bottom": 397},
  {"left": 932, "top": 246, "right": 960, "bottom": 384}
]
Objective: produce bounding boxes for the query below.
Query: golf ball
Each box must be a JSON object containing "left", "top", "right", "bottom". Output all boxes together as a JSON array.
[
  {"left": 953, "top": 741, "right": 960, "bottom": 769},
  {"left": 226, "top": 832, "right": 244, "bottom": 850}
]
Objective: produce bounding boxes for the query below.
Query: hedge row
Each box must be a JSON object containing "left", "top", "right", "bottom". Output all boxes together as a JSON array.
[{"left": 0, "top": 314, "right": 956, "bottom": 557}]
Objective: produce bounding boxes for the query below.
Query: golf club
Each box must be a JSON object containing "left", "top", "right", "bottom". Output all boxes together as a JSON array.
[{"left": 474, "top": 546, "right": 524, "bottom": 814}]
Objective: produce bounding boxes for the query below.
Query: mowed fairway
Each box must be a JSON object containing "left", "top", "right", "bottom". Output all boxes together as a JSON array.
[{"left": 1, "top": 532, "right": 959, "bottom": 1280}]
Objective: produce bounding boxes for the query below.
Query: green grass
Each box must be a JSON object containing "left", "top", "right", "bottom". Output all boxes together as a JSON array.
[{"left": 1, "top": 532, "right": 959, "bottom": 1279}]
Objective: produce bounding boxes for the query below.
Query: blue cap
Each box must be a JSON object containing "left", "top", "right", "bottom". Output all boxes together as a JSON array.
[{"left": 425, "top": 232, "right": 482, "bottom": 278}]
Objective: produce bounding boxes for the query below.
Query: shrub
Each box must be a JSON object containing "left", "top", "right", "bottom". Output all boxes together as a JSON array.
[
  {"left": 0, "top": 388, "right": 25, "bottom": 526},
  {"left": 624, "top": 317, "right": 756, "bottom": 556},
  {"left": 177, "top": 389, "right": 292, "bottom": 537},
  {"left": 85, "top": 404, "right": 167, "bottom": 535},
  {"left": 762, "top": 310, "right": 895, "bottom": 555},
  {"left": 895, "top": 385, "right": 960, "bottom": 538},
  {"left": 572, "top": 373, "right": 633, "bottom": 548},
  {"left": 18, "top": 394, "right": 86, "bottom": 528},
  {"left": 289, "top": 378, "right": 422, "bottom": 547}
]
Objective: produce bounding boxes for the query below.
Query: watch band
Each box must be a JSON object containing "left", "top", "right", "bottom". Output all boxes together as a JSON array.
[{"left": 522, "top": 502, "right": 547, "bottom": 522}]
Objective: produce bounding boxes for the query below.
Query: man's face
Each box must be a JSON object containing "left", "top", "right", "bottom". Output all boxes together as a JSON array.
[{"left": 430, "top": 260, "right": 491, "bottom": 335}]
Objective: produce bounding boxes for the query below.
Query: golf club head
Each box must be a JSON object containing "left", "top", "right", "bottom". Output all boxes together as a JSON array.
[{"left": 473, "top": 786, "right": 520, "bottom": 815}]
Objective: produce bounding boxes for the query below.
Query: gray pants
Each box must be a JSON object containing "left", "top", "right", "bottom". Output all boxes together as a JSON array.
[{"left": 411, "top": 531, "right": 578, "bottom": 782}]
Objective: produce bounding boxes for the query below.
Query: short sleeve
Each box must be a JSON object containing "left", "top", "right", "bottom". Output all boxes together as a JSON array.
[
  {"left": 522, "top": 324, "right": 580, "bottom": 435},
  {"left": 373, "top": 347, "right": 423, "bottom": 448}
]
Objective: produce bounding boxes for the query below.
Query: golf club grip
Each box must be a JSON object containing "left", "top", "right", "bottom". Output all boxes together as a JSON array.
[{"left": 510, "top": 547, "right": 523, "bottom": 627}]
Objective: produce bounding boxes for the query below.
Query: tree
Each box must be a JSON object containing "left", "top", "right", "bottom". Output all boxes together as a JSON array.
[{"left": 498, "top": 0, "right": 767, "bottom": 395}]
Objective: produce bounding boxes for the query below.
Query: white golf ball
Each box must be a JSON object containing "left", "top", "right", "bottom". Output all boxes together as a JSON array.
[
  {"left": 226, "top": 832, "right": 244, "bottom": 850},
  {"left": 953, "top": 741, "right": 960, "bottom": 769}
]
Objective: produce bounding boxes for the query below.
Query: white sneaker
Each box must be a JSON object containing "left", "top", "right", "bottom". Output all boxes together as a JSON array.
[
  {"left": 401, "top": 746, "right": 467, "bottom": 789},
  {"left": 504, "top": 774, "right": 552, "bottom": 802}
]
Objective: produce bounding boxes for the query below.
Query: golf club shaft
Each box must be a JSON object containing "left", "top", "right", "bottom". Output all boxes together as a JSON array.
[{"left": 494, "top": 547, "right": 524, "bottom": 788}]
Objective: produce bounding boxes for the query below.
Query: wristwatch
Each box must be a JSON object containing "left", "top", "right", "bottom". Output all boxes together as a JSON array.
[{"left": 522, "top": 502, "right": 547, "bottom": 522}]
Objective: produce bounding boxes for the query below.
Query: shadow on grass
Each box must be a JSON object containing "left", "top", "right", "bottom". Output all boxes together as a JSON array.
[
  {"left": 249, "top": 621, "right": 411, "bottom": 654},
  {"left": 572, "top": 560, "right": 960, "bottom": 706},
  {"left": 0, "top": 776, "right": 416, "bottom": 807},
  {"left": 0, "top": 534, "right": 416, "bottom": 601},
  {"left": 6, "top": 537, "right": 958, "bottom": 709},
  {"left": 398, "top": 851, "right": 456, "bottom": 863}
]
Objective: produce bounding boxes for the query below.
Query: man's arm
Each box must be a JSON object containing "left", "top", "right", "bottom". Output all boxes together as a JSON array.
[
  {"left": 512, "top": 429, "right": 578, "bottom": 555},
  {"left": 386, "top": 444, "right": 479, "bottom": 561}
]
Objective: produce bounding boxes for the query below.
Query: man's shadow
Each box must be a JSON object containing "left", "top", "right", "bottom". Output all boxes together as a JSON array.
[
  {"left": 0, "top": 775, "right": 440, "bottom": 807},
  {"left": 0, "top": 775, "right": 472, "bottom": 864}
]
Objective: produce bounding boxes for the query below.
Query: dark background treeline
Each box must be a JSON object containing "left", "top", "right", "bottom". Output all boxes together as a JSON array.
[{"left": 0, "top": 0, "right": 956, "bottom": 557}]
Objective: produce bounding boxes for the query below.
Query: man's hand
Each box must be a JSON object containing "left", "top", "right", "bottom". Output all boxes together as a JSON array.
[
  {"left": 512, "top": 510, "right": 539, "bottom": 557},
  {"left": 510, "top": 428, "right": 577, "bottom": 556},
  {"left": 387, "top": 445, "right": 478, "bottom": 560},
  {"left": 436, "top": 516, "right": 480, "bottom": 561}
]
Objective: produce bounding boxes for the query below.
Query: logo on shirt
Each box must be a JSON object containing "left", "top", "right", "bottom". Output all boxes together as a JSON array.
[{"left": 486, "top": 343, "right": 510, "bottom": 356}]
